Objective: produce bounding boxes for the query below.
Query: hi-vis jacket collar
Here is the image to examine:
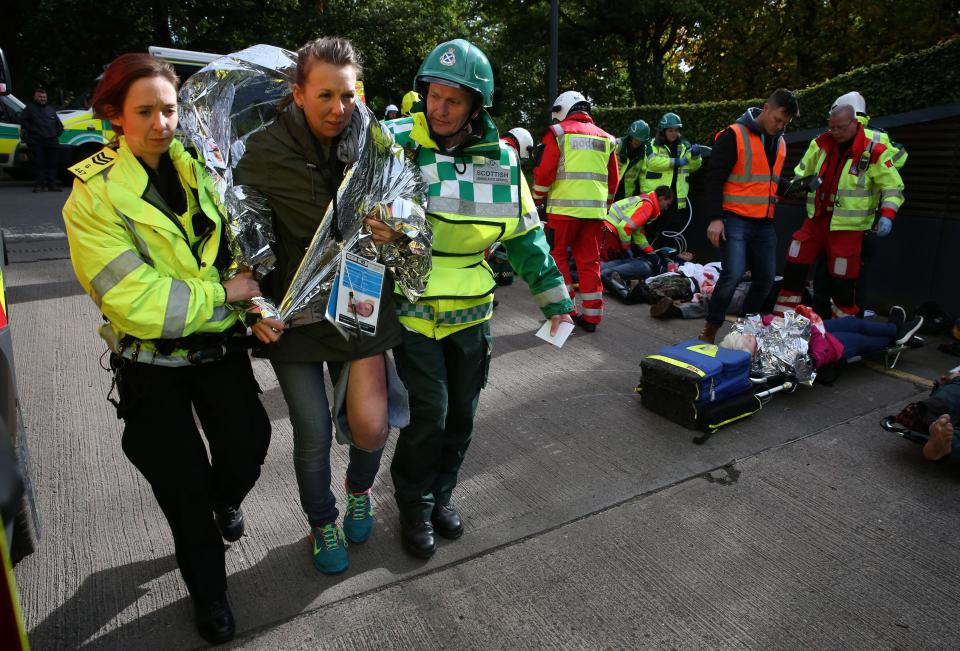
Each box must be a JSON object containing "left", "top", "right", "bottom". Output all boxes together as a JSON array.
[
  {"left": 409, "top": 110, "right": 503, "bottom": 159},
  {"left": 73, "top": 137, "right": 206, "bottom": 240}
]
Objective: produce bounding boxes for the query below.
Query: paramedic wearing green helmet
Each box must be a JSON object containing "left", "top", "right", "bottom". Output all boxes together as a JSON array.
[{"left": 385, "top": 39, "right": 573, "bottom": 559}]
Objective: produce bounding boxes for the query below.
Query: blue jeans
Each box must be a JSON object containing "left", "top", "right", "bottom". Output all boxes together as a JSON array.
[
  {"left": 707, "top": 215, "right": 777, "bottom": 325},
  {"left": 271, "top": 360, "right": 383, "bottom": 527},
  {"left": 600, "top": 257, "right": 653, "bottom": 282},
  {"left": 825, "top": 317, "right": 895, "bottom": 360}
]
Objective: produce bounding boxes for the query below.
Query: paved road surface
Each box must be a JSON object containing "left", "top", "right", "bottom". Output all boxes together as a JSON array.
[{"left": 4, "top": 179, "right": 958, "bottom": 649}]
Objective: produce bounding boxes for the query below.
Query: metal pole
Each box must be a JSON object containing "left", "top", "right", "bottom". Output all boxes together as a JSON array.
[{"left": 549, "top": 0, "right": 558, "bottom": 119}]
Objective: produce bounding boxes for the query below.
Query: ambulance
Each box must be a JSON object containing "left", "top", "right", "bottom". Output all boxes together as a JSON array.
[{"left": 0, "top": 46, "right": 219, "bottom": 179}]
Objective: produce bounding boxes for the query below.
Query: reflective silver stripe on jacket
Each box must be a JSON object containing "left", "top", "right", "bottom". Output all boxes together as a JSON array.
[
  {"left": 207, "top": 305, "right": 234, "bottom": 323},
  {"left": 831, "top": 208, "right": 874, "bottom": 219},
  {"left": 161, "top": 279, "right": 191, "bottom": 338},
  {"left": 429, "top": 196, "right": 519, "bottom": 218},
  {"left": 533, "top": 284, "right": 570, "bottom": 308},
  {"left": 90, "top": 250, "right": 144, "bottom": 306},
  {"left": 836, "top": 189, "right": 874, "bottom": 198},
  {"left": 609, "top": 204, "right": 628, "bottom": 222},
  {"left": 114, "top": 210, "right": 155, "bottom": 267},
  {"left": 725, "top": 123, "right": 777, "bottom": 184},
  {"left": 554, "top": 171, "right": 608, "bottom": 182},
  {"left": 721, "top": 194, "right": 774, "bottom": 205},
  {"left": 579, "top": 291, "right": 603, "bottom": 301},
  {"left": 511, "top": 208, "right": 541, "bottom": 237},
  {"left": 547, "top": 199, "right": 608, "bottom": 209}
]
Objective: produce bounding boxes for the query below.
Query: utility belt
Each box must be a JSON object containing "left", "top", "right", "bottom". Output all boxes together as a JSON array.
[{"left": 106, "top": 322, "right": 251, "bottom": 367}]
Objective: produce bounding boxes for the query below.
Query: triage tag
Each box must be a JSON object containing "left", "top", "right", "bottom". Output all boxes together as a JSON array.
[{"left": 332, "top": 251, "right": 385, "bottom": 337}]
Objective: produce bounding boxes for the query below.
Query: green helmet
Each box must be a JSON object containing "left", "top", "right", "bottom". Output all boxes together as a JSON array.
[
  {"left": 415, "top": 39, "right": 494, "bottom": 107},
  {"left": 627, "top": 119, "right": 650, "bottom": 142},
  {"left": 658, "top": 112, "right": 683, "bottom": 131}
]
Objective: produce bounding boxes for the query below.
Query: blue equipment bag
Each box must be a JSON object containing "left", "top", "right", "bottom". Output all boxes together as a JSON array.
[
  {"left": 640, "top": 339, "right": 752, "bottom": 404},
  {"left": 638, "top": 340, "right": 758, "bottom": 438}
]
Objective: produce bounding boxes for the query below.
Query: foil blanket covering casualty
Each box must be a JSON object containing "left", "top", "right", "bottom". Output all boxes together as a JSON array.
[
  {"left": 178, "top": 44, "right": 432, "bottom": 322},
  {"left": 732, "top": 311, "right": 816, "bottom": 384}
]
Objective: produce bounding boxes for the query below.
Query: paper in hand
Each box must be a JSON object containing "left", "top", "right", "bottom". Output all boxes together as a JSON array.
[{"left": 535, "top": 320, "right": 575, "bottom": 348}]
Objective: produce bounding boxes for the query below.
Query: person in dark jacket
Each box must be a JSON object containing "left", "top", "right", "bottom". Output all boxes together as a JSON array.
[
  {"left": 233, "top": 36, "right": 406, "bottom": 576},
  {"left": 699, "top": 89, "right": 799, "bottom": 343},
  {"left": 20, "top": 88, "right": 64, "bottom": 192}
]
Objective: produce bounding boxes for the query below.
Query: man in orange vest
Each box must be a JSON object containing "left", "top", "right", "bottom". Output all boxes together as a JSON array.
[{"left": 699, "top": 89, "right": 800, "bottom": 343}]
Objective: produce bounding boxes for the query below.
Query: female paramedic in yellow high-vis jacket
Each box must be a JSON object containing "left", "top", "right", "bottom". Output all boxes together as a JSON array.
[{"left": 61, "top": 53, "right": 270, "bottom": 646}]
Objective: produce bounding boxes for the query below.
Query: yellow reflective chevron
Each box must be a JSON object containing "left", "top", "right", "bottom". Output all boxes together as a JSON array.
[
  {"left": 70, "top": 147, "right": 117, "bottom": 182},
  {"left": 686, "top": 343, "right": 719, "bottom": 357}
]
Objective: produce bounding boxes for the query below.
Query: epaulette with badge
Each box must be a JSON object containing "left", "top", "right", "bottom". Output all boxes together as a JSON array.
[{"left": 69, "top": 147, "right": 118, "bottom": 182}]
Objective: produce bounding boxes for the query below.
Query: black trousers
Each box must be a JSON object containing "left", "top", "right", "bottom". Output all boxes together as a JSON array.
[
  {"left": 117, "top": 352, "right": 271, "bottom": 601},
  {"left": 30, "top": 139, "right": 60, "bottom": 187}
]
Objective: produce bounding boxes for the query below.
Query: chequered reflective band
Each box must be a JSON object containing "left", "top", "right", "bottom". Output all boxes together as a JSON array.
[
  {"left": 437, "top": 302, "right": 494, "bottom": 325},
  {"left": 396, "top": 301, "right": 436, "bottom": 320}
]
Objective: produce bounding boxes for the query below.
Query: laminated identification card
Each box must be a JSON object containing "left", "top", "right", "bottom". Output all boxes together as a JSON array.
[{"left": 326, "top": 252, "right": 385, "bottom": 338}]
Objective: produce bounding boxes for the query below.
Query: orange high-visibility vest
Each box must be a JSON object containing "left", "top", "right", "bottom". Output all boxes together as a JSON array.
[{"left": 720, "top": 123, "right": 785, "bottom": 219}]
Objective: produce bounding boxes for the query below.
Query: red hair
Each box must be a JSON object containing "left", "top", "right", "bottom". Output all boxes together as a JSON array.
[{"left": 91, "top": 53, "right": 178, "bottom": 134}]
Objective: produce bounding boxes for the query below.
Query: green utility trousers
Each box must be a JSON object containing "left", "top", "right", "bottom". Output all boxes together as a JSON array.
[{"left": 390, "top": 321, "right": 492, "bottom": 522}]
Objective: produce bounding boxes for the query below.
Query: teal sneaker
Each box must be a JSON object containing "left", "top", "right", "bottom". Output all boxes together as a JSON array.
[
  {"left": 309, "top": 523, "right": 348, "bottom": 574},
  {"left": 342, "top": 484, "right": 374, "bottom": 543}
]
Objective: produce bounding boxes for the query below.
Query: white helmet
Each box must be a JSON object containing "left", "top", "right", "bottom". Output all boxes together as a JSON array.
[
  {"left": 384, "top": 104, "right": 399, "bottom": 116},
  {"left": 831, "top": 91, "right": 866, "bottom": 116},
  {"left": 551, "top": 90, "right": 590, "bottom": 122},
  {"left": 507, "top": 127, "right": 534, "bottom": 159}
]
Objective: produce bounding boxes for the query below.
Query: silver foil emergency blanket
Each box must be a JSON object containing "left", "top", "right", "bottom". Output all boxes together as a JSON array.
[
  {"left": 732, "top": 311, "right": 816, "bottom": 384},
  {"left": 179, "top": 44, "right": 431, "bottom": 321}
]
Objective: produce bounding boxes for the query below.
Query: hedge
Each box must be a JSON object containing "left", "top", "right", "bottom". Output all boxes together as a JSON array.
[{"left": 592, "top": 37, "right": 960, "bottom": 145}]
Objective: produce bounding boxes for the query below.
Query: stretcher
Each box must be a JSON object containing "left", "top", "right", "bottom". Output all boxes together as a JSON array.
[
  {"left": 879, "top": 416, "right": 929, "bottom": 445},
  {"left": 756, "top": 335, "right": 925, "bottom": 390}
]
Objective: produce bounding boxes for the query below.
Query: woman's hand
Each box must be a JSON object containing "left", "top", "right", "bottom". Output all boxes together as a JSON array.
[
  {"left": 221, "top": 271, "right": 261, "bottom": 303},
  {"left": 364, "top": 217, "right": 402, "bottom": 244},
  {"left": 252, "top": 317, "right": 285, "bottom": 344}
]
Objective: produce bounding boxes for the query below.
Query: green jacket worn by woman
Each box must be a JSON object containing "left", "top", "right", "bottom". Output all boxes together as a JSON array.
[{"left": 234, "top": 104, "right": 402, "bottom": 362}]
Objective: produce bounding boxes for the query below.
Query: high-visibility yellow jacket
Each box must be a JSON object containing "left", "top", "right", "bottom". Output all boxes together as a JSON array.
[
  {"left": 604, "top": 192, "right": 660, "bottom": 252},
  {"left": 641, "top": 139, "right": 702, "bottom": 208},
  {"left": 63, "top": 137, "right": 236, "bottom": 364},
  {"left": 532, "top": 114, "right": 618, "bottom": 219},
  {"left": 616, "top": 137, "right": 646, "bottom": 198},
  {"left": 387, "top": 113, "right": 572, "bottom": 340},
  {"left": 795, "top": 125, "right": 905, "bottom": 231},
  {"left": 858, "top": 115, "right": 907, "bottom": 170}
]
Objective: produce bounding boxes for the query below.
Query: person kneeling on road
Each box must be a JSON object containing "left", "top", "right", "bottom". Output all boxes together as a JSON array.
[{"left": 601, "top": 186, "right": 674, "bottom": 300}]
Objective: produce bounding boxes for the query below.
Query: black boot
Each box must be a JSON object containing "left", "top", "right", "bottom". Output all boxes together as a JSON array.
[
  {"left": 194, "top": 594, "right": 235, "bottom": 645},
  {"left": 572, "top": 314, "right": 596, "bottom": 333},
  {"left": 401, "top": 519, "right": 436, "bottom": 558},
  {"left": 431, "top": 504, "right": 464, "bottom": 540},
  {"left": 215, "top": 506, "right": 245, "bottom": 542}
]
